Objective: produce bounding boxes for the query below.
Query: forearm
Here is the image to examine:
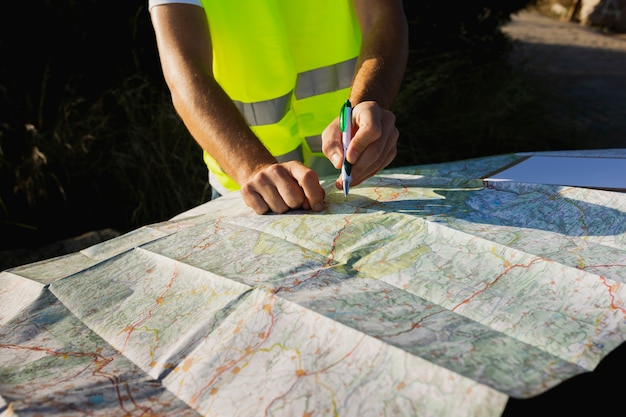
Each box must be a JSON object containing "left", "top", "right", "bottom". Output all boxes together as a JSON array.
[
  {"left": 151, "top": 4, "right": 276, "bottom": 188},
  {"left": 351, "top": 0, "right": 408, "bottom": 109},
  {"left": 170, "top": 72, "right": 277, "bottom": 185}
]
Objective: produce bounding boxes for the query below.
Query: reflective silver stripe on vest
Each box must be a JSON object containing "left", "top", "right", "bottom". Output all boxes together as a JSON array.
[
  {"left": 275, "top": 145, "right": 303, "bottom": 163},
  {"left": 233, "top": 92, "right": 291, "bottom": 126},
  {"left": 232, "top": 57, "right": 357, "bottom": 126},
  {"left": 305, "top": 134, "right": 322, "bottom": 153},
  {"left": 295, "top": 57, "right": 357, "bottom": 99}
]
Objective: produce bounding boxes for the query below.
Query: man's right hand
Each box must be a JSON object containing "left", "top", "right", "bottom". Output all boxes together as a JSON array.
[{"left": 240, "top": 161, "right": 326, "bottom": 215}]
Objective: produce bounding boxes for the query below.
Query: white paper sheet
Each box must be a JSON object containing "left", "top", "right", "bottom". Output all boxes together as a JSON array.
[{"left": 483, "top": 155, "right": 626, "bottom": 191}]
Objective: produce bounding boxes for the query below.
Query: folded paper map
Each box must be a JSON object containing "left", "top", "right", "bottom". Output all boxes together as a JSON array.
[{"left": 2, "top": 149, "right": 625, "bottom": 417}]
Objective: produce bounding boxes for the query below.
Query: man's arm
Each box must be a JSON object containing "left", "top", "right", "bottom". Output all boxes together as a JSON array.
[
  {"left": 323, "top": 0, "right": 409, "bottom": 190},
  {"left": 150, "top": 4, "right": 325, "bottom": 214}
]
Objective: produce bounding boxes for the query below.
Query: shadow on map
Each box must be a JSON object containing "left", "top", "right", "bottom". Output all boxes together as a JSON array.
[{"left": 337, "top": 177, "right": 626, "bottom": 237}]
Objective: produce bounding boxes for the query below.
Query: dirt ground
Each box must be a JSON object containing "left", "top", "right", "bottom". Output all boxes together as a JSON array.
[{"left": 502, "top": 9, "right": 626, "bottom": 147}]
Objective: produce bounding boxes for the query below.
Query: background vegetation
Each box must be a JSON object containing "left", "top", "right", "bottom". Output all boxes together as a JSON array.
[{"left": 0, "top": 0, "right": 607, "bottom": 268}]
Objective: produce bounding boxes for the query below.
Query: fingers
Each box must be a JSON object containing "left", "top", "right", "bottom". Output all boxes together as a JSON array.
[
  {"left": 249, "top": 100, "right": 399, "bottom": 213},
  {"left": 335, "top": 136, "right": 397, "bottom": 190},
  {"left": 348, "top": 106, "right": 398, "bottom": 187},
  {"left": 322, "top": 120, "right": 343, "bottom": 169},
  {"left": 240, "top": 162, "right": 326, "bottom": 214},
  {"left": 323, "top": 101, "right": 399, "bottom": 191}
]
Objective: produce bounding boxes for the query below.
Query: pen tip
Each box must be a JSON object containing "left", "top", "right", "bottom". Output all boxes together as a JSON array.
[{"left": 343, "top": 183, "right": 349, "bottom": 197}]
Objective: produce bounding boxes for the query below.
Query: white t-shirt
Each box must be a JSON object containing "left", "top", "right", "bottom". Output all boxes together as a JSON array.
[{"left": 148, "top": 0, "right": 201, "bottom": 10}]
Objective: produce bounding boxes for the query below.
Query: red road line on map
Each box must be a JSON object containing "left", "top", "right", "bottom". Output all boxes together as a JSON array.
[
  {"left": 0, "top": 343, "right": 143, "bottom": 414},
  {"left": 599, "top": 275, "right": 626, "bottom": 315},
  {"left": 451, "top": 257, "right": 545, "bottom": 311},
  {"left": 118, "top": 267, "right": 180, "bottom": 352},
  {"left": 262, "top": 334, "right": 366, "bottom": 417},
  {"left": 189, "top": 301, "right": 277, "bottom": 407}
]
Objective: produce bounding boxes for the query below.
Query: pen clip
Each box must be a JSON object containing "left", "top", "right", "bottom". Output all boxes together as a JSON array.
[
  {"left": 340, "top": 99, "right": 351, "bottom": 133},
  {"left": 340, "top": 99, "right": 353, "bottom": 197}
]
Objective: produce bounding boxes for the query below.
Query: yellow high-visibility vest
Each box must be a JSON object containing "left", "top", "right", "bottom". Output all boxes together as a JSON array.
[{"left": 199, "top": 0, "right": 362, "bottom": 194}]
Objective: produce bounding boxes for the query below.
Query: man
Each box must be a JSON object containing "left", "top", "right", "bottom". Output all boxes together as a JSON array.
[{"left": 149, "top": 0, "right": 408, "bottom": 214}]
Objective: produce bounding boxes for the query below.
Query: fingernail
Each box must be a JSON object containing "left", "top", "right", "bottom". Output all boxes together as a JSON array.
[
  {"left": 348, "top": 150, "right": 359, "bottom": 163},
  {"left": 330, "top": 153, "right": 341, "bottom": 167}
]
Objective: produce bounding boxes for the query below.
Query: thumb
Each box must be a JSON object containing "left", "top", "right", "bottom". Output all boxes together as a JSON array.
[{"left": 322, "top": 119, "right": 344, "bottom": 169}]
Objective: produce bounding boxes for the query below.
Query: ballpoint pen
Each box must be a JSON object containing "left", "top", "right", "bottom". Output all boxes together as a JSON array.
[{"left": 340, "top": 99, "right": 352, "bottom": 197}]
